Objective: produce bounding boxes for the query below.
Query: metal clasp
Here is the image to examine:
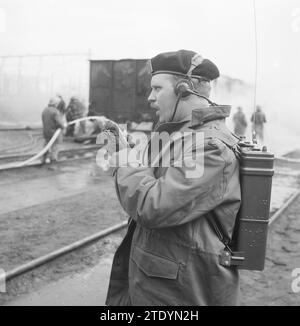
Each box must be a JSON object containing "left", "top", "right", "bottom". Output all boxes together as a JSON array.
[{"left": 219, "top": 249, "right": 245, "bottom": 267}]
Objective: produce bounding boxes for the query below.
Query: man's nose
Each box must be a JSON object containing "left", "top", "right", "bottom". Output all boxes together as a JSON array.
[{"left": 147, "top": 91, "right": 155, "bottom": 103}]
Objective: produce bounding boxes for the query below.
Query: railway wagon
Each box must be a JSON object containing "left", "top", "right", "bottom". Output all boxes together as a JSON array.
[{"left": 89, "top": 59, "right": 156, "bottom": 124}]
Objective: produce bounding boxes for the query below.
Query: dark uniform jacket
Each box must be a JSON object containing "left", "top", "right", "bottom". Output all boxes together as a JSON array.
[
  {"left": 66, "top": 99, "right": 86, "bottom": 121},
  {"left": 105, "top": 105, "right": 241, "bottom": 306},
  {"left": 42, "top": 105, "right": 65, "bottom": 141}
]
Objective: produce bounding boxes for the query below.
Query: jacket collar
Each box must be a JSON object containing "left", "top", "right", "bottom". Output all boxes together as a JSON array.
[
  {"left": 154, "top": 105, "right": 231, "bottom": 133},
  {"left": 191, "top": 105, "right": 231, "bottom": 128},
  {"left": 154, "top": 119, "right": 190, "bottom": 134}
]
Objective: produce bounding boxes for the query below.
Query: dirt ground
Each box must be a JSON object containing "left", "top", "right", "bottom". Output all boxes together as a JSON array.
[
  {"left": 0, "top": 129, "right": 42, "bottom": 156},
  {"left": 0, "top": 231, "right": 126, "bottom": 305},
  {"left": 0, "top": 154, "right": 299, "bottom": 306},
  {"left": 0, "top": 157, "right": 129, "bottom": 305},
  {"left": 283, "top": 149, "right": 300, "bottom": 159},
  {"left": 240, "top": 192, "right": 300, "bottom": 306},
  {"left": 0, "top": 158, "right": 128, "bottom": 272},
  {"left": 2, "top": 193, "right": 299, "bottom": 306}
]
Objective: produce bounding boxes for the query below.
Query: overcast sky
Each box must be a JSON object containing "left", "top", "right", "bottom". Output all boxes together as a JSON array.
[
  {"left": 0, "top": 0, "right": 299, "bottom": 149},
  {"left": 1, "top": 1, "right": 300, "bottom": 118},
  {"left": 1, "top": 0, "right": 299, "bottom": 83}
]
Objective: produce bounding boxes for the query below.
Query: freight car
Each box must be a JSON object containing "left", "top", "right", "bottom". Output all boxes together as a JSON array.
[{"left": 89, "top": 59, "right": 157, "bottom": 124}]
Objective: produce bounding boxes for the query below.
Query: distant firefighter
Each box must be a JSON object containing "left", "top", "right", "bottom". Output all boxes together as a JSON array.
[
  {"left": 56, "top": 94, "right": 67, "bottom": 114},
  {"left": 251, "top": 105, "right": 267, "bottom": 143},
  {"left": 56, "top": 94, "right": 67, "bottom": 131},
  {"left": 65, "top": 96, "right": 87, "bottom": 137},
  {"left": 41, "top": 96, "right": 67, "bottom": 168},
  {"left": 233, "top": 106, "right": 247, "bottom": 137}
]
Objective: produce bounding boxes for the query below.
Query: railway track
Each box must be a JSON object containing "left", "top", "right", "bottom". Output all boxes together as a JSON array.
[
  {"left": 0, "top": 143, "right": 102, "bottom": 169},
  {"left": 2, "top": 181, "right": 299, "bottom": 281},
  {"left": 0, "top": 148, "right": 299, "bottom": 305},
  {"left": 2, "top": 222, "right": 128, "bottom": 283}
]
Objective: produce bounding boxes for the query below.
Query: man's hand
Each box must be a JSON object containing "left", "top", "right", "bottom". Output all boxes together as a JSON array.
[
  {"left": 100, "top": 130, "right": 129, "bottom": 156},
  {"left": 102, "top": 121, "right": 130, "bottom": 155}
]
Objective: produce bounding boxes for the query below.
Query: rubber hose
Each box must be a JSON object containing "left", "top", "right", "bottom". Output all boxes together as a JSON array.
[{"left": 14, "top": 116, "right": 113, "bottom": 167}]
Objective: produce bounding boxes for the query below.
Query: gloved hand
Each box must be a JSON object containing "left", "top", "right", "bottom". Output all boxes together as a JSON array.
[
  {"left": 102, "top": 121, "right": 130, "bottom": 155},
  {"left": 96, "top": 120, "right": 139, "bottom": 172},
  {"left": 104, "top": 130, "right": 127, "bottom": 155}
]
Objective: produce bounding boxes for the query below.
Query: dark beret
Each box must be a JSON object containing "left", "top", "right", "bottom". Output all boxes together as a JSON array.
[{"left": 150, "top": 49, "right": 220, "bottom": 81}]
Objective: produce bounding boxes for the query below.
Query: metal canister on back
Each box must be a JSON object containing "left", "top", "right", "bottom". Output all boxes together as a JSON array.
[{"left": 232, "top": 142, "right": 274, "bottom": 270}]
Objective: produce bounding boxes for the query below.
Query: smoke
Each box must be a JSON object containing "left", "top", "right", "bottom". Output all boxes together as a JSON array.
[{"left": 0, "top": 55, "right": 89, "bottom": 128}]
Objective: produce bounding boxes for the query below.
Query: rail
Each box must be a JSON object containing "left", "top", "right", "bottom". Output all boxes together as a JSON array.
[
  {"left": 0, "top": 146, "right": 299, "bottom": 301},
  {"left": 0, "top": 221, "right": 128, "bottom": 284}
]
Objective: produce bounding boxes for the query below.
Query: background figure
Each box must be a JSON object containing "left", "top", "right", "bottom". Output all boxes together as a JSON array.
[
  {"left": 41, "top": 96, "right": 66, "bottom": 168},
  {"left": 251, "top": 105, "right": 267, "bottom": 143},
  {"left": 56, "top": 94, "right": 67, "bottom": 114},
  {"left": 233, "top": 106, "right": 247, "bottom": 137},
  {"left": 56, "top": 94, "right": 67, "bottom": 133},
  {"left": 65, "top": 96, "right": 87, "bottom": 137}
]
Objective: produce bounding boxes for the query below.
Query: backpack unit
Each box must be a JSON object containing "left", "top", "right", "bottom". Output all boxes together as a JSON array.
[{"left": 205, "top": 131, "right": 274, "bottom": 271}]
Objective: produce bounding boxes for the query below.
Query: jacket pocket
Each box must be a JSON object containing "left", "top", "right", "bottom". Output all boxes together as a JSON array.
[{"left": 132, "top": 246, "right": 179, "bottom": 279}]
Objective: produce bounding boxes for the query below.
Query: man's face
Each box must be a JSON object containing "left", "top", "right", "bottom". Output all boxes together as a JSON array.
[{"left": 148, "top": 74, "right": 178, "bottom": 123}]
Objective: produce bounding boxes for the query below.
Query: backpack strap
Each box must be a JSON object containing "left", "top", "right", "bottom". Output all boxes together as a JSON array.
[
  {"left": 208, "top": 211, "right": 245, "bottom": 267},
  {"left": 201, "top": 127, "right": 242, "bottom": 161},
  {"left": 200, "top": 128, "right": 245, "bottom": 267}
]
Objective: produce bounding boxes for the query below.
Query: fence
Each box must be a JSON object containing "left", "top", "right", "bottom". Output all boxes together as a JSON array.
[{"left": 0, "top": 52, "right": 90, "bottom": 128}]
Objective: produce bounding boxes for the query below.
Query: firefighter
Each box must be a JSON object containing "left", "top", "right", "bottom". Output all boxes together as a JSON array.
[
  {"left": 41, "top": 96, "right": 66, "bottom": 169},
  {"left": 233, "top": 106, "right": 247, "bottom": 137},
  {"left": 65, "top": 96, "right": 87, "bottom": 137},
  {"left": 104, "top": 50, "right": 241, "bottom": 306},
  {"left": 56, "top": 94, "right": 67, "bottom": 115},
  {"left": 251, "top": 105, "right": 267, "bottom": 144}
]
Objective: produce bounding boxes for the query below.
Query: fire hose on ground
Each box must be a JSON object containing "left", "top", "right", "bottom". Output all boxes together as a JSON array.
[
  {"left": 0, "top": 116, "right": 131, "bottom": 284},
  {"left": 0, "top": 116, "right": 127, "bottom": 170}
]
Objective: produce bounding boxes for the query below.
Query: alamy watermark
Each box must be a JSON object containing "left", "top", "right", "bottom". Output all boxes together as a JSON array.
[
  {"left": 96, "top": 128, "right": 205, "bottom": 179},
  {"left": 0, "top": 268, "right": 6, "bottom": 293},
  {"left": 291, "top": 268, "right": 300, "bottom": 293}
]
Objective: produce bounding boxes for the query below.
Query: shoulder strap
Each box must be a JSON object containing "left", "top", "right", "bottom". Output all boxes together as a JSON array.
[
  {"left": 203, "top": 128, "right": 240, "bottom": 251},
  {"left": 207, "top": 211, "right": 233, "bottom": 253},
  {"left": 203, "top": 127, "right": 238, "bottom": 146},
  {"left": 203, "top": 128, "right": 242, "bottom": 161}
]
